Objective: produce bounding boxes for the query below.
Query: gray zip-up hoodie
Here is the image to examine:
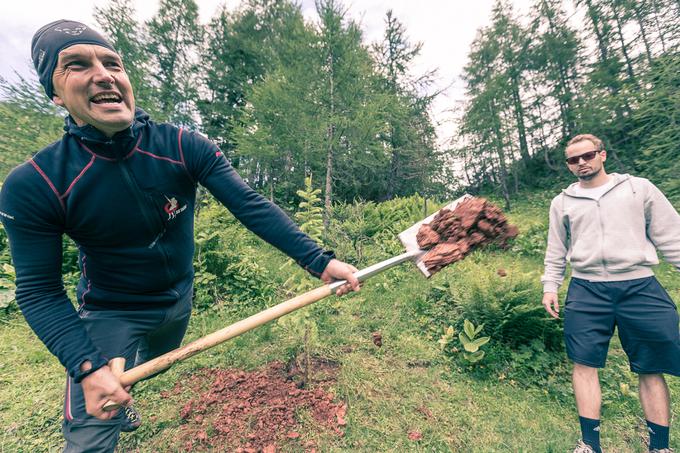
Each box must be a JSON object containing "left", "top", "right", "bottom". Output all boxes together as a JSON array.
[{"left": 542, "top": 173, "right": 680, "bottom": 293}]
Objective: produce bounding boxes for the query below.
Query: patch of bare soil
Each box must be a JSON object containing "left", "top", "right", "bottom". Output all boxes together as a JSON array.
[{"left": 168, "top": 358, "right": 346, "bottom": 452}]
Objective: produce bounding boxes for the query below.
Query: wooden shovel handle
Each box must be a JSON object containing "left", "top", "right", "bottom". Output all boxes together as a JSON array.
[
  {"left": 102, "top": 357, "right": 127, "bottom": 412},
  {"left": 103, "top": 284, "right": 333, "bottom": 408},
  {"left": 99, "top": 250, "right": 421, "bottom": 411}
]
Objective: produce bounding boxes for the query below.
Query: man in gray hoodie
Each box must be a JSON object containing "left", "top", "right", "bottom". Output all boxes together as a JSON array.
[{"left": 542, "top": 134, "right": 680, "bottom": 453}]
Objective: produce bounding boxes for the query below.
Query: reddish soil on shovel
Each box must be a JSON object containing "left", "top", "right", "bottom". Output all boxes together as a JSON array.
[
  {"left": 417, "top": 197, "right": 518, "bottom": 274},
  {"left": 168, "top": 359, "right": 346, "bottom": 452}
]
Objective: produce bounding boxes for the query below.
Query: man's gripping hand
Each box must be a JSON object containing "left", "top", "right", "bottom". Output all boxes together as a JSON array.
[
  {"left": 320, "top": 259, "right": 360, "bottom": 296},
  {"left": 80, "top": 361, "right": 132, "bottom": 420},
  {"left": 542, "top": 292, "right": 560, "bottom": 319}
]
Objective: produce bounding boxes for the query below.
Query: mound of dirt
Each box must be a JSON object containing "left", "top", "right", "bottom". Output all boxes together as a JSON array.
[
  {"left": 170, "top": 360, "right": 346, "bottom": 452},
  {"left": 416, "top": 197, "right": 518, "bottom": 274}
]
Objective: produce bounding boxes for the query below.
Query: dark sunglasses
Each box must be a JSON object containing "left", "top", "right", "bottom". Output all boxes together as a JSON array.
[{"left": 566, "top": 150, "right": 601, "bottom": 165}]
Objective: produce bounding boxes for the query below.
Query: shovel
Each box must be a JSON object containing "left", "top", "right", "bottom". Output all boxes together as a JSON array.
[{"left": 102, "top": 194, "right": 473, "bottom": 411}]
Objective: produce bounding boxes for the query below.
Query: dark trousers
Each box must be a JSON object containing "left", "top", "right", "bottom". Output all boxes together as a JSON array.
[{"left": 62, "top": 292, "right": 192, "bottom": 453}]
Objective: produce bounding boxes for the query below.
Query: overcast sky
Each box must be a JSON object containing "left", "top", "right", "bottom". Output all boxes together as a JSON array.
[{"left": 0, "top": 0, "right": 537, "bottom": 145}]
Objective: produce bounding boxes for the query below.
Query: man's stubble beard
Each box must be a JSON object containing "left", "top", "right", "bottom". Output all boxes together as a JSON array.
[
  {"left": 576, "top": 164, "right": 602, "bottom": 181},
  {"left": 578, "top": 171, "right": 598, "bottom": 181}
]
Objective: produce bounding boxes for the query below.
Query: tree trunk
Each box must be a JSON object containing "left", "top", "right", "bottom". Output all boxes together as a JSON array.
[
  {"left": 194, "top": 186, "right": 205, "bottom": 220},
  {"left": 324, "top": 133, "right": 333, "bottom": 231},
  {"left": 631, "top": 2, "right": 654, "bottom": 65},
  {"left": 511, "top": 74, "right": 530, "bottom": 164},
  {"left": 544, "top": 4, "right": 576, "bottom": 137},
  {"left": 544, "top": 147, "right": 559, "bottom": 171},
  {"left": 463, "top": 159, "right": 473, "bottom": 186},
  {"left": 583, "top": 0, "right": 632, "bottom": 119},
  {"left": 496, "top": 154, "right": 511, "bottom": 211},
  {"left": 386, "top": 124, "right": 399, "bottom": 200},
  {"left": 612, "top": 2, "right": 636, "bottom": 83},
  {"left": 324, "top": 52, "right": 335, "bottom": 232},
  {"left": 269, "top": 165, "right": 274, "bottom": 202},
  {"left": 302, "top": 324, "right": 311, "bottom": 388},
  {"left": 489, "top": 101, "right": 511, "bottom": 210},
  {"left": 650, "top": 0, "right": 668, "bottom": 52},
  {"left": 161, "top": 15, "right": 182, "bottom": 116},
  {"left": 584, "top": 0, "right": 609, "bottom": 62},
  {"left": 606, "top": 143, "right": 627, "bottom": 173}
]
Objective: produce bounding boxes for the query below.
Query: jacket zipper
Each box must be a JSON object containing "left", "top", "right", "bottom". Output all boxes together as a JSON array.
[
  {"left": 595, "top": 200, "right": 609, "bottom": 278},
  {"left": 563, "top": 177, "right": 628, "bottom": 279},
  {"left": 116, "top": 158, "right": 175, "bottom": 285}
]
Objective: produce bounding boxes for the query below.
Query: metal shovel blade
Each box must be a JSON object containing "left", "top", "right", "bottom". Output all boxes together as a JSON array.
[{"left": 397, "top": 193, "right": 473, "bottom": 278}]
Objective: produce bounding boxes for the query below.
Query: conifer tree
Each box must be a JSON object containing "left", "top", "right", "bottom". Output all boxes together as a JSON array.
[
  {"left": 94, "top": 0, "right": 160, "bottom": 116},
  {"left": 147, "top": 0, "right": 203, "bottom": 125},
  {"left": 373, "top": 10, "right": 439, "bottom": 200}
]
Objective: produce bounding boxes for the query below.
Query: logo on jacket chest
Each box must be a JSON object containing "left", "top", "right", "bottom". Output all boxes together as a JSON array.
[{"left": 163, "top": 196, "right": 188, "bottom": 220}]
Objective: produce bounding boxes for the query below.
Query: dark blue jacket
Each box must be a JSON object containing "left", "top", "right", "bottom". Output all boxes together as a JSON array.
[{"left": 0, "top": 109, "right": 333, "bottom": 382}]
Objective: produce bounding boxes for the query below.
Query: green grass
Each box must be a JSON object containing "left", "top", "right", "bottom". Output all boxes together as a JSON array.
[{"left": 2, "top": 193, "right": 680, "bottom": 452}]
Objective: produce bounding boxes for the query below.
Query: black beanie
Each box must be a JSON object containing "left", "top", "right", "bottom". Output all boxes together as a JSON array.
[{"left": 31, "top": 19, "right": 117, "bottom": 99}]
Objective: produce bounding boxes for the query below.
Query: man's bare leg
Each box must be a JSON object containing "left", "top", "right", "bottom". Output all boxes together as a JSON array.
[
  {"left": 573, "top": 363, "right": 602, "bottom": 452},
  {"left": 639, "top": 374, "right": 671, "bottom": 451},
  {"left": 640, "top": 374, "right": 670, "bottom": 424},
  {"left": 573, "top": 363, "right": 601, "bottom": 418}
]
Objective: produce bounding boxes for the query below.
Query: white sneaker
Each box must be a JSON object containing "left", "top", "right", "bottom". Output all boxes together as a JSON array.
[{"left": 573, "top": 440, "right": 597, "bottom": 453}]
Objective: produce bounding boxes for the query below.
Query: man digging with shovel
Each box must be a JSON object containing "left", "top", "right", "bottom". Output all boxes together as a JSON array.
[
  {"left": 542, "top": 134, "right": 680, "bottom": 453},
  {"left": 0, "top": 20, "right": 359, "bottom": 452}
]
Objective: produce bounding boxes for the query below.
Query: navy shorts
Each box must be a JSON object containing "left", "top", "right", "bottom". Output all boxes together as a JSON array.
[{"left": 564, "top": 276, "right": 680, "bottom": 375}]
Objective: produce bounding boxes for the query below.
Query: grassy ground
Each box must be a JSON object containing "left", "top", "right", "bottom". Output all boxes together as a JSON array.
[{"left": 1, "top": 192, "right": 679, "bottom": 452}]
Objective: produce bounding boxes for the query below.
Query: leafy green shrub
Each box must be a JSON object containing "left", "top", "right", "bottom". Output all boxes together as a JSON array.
[
  {"left": 439, "top": 319, "right": 491, "bottom": 364},
  {"left": 62, "top": 238, "right": 81, "bottom": 295},
  {"left": 510, "top": 223, "right": 548, "bottom": 258},
  {"left": 327, "top": 195, "right": 438, "bottom": 265},
  {"left": 438, "top": 269, "right": 561, "bottom": 351},
  {"left": 192, "top": 197, "right": 277, "bottom": 314},
  {"left": 0, "top": 216, "right": 17, "bottom": 315},
  {"left": 458, "top": 319, "right": 490, "bottom": 363},
  {"left": 0, "top": 262, "right": 16, "bottom": 314},
  {"left": 418, "top": 259, "right": 566, "bottom": 385}
]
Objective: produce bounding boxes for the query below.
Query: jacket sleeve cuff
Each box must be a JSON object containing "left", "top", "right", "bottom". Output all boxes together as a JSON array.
[
  {"left": 302, "top": 250, "right": 336, "bottom": 278},
  {"left": 542, "top": 282, "right": 560, "bottom": 294},
  {"left": 71, "top": 354, "right": 108, "bottom": 383}
]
